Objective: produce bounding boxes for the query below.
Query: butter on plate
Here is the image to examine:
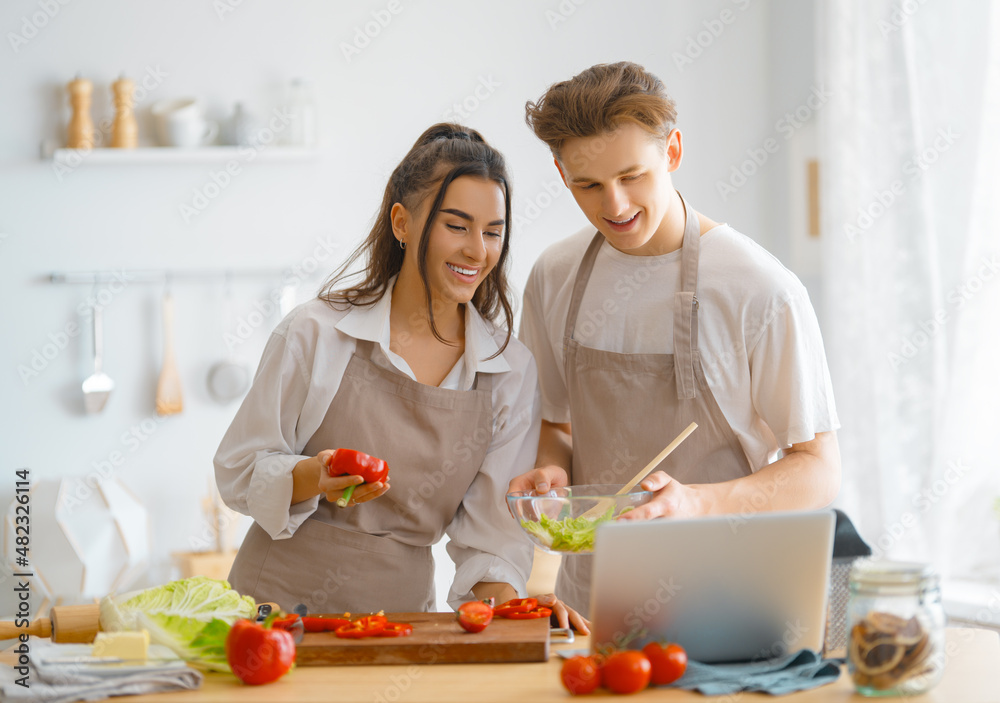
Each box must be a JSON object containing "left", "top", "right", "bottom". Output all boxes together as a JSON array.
[{"left": 91, "top": 629, "right": 150, "bottom": 660}]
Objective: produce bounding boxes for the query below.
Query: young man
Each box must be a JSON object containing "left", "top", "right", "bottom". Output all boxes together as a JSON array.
[{"left": 511, "top": 62, "right": 841, "bottom": 616}]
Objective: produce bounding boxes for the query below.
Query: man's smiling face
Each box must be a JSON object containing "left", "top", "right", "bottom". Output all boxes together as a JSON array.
[{"left": 558, "top": 122, "right": 683, "bottom": 256}]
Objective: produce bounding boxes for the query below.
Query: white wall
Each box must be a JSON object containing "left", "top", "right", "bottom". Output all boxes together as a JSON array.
[{"left": 0, "top": 0, "right": 817, "bottom": 616}]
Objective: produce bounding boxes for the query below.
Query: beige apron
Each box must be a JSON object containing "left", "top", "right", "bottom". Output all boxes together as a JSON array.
[
  {"left": 557, "top": 195, "right": 753, "bottom": 616},
  {"left": 229, "top": 338, "right": 494, "bottom": 613}
]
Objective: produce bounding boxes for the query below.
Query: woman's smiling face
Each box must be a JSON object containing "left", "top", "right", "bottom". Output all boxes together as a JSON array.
[{"left": 397, "top": 175, "right": 507, "bottom": 307}]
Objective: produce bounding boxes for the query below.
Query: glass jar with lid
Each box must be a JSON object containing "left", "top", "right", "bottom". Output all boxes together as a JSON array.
[{"left": 847, "top": 560, "right": 945, "bottom": 696}]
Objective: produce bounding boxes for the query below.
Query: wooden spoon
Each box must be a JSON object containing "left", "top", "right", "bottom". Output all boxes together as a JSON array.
[{"left": 155, "top": 291, "right": 184, "bottom": 415}]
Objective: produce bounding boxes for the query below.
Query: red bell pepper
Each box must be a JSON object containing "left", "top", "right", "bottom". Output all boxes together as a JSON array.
[
  {"left": 327, "top": 448, "right": 389, "bottom": 507},
  {"left": 225, "top": 617, "right": 296, "bottom": 685}
]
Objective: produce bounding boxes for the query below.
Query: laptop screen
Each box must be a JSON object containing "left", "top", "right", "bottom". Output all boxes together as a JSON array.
[{"left": 589, "top": 510, "right": 835, "bottom": 663}]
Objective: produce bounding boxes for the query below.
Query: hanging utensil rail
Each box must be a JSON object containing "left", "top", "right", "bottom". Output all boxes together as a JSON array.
[{"left": 48, "top": 269, "right": 290, "bottom": 285}]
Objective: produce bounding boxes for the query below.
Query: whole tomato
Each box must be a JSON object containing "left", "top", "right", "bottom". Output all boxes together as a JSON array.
[
  {"left": 225, "top": 618, "right": 296, "bottom": 685},
  {"left": 560, "top": 654, "right": 602, "bottom": 695},
  {"left": 642, "top": 641, "right": 688, "bottom": 686},
  {"left": 602, "top": 650, "right": 652, "bottom": 695},
  {"left": 456, "top": 598, "right": 494, "bottom": 633}
]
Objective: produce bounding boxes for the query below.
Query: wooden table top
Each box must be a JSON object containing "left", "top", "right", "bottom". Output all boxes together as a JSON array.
[
  {"left": 4, "top": 627, "right": 997, "bottom": 701},
  {"left": 106, "top": 627, "right": 999, "bottom": 703}
]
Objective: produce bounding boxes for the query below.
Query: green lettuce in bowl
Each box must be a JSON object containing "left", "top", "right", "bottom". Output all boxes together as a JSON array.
[{"left": 508, "top": 484, "right": 652, "bottom": 555}]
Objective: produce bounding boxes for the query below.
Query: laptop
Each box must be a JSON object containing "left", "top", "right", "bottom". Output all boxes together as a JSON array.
[{"left": 589, "top": 509, "right": 835, "bottom": 663}]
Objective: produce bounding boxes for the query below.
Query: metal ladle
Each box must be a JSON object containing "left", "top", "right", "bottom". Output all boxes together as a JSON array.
[{"left": 82, "top": 304, "right": 114, "bottom": 413}]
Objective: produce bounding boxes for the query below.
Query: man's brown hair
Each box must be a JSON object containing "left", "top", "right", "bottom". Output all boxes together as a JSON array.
[{"left": 525, "top": 61, "right": 677, "bottom": 158}]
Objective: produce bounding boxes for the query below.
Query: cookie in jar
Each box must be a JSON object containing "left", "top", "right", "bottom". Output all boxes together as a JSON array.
[{"left": 847, "top": 560, "right": 945, "bottom": 696}]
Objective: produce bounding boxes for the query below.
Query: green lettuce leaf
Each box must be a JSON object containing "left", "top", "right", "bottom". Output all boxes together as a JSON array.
[
  {"left": 99, "top": 576, "right": 256, "bottom": 672},
  {"left": 521, "top": 505, "right": 616, "bottom": 552}
]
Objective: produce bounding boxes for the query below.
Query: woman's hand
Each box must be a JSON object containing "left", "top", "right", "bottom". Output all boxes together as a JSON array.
[
  {"left": 535, "top": 593, "right": 590, "bottom": 634},
  {"left": 314, "top": 449, "right": 391, "bottom": 507}
]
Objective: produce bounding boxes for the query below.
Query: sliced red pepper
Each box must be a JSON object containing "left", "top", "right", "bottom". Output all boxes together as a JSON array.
[
  {"left": 301, "top": 616, "right": 352, "bottom": 632},
  {"left": 358, "top": 615, "right": 387, "bottom": 629},
  {"left": 334, "top": 614, "right": 389, "bottom": 639},
  {"left": 504, "top": 606, "right": 553, "bottom": 620},
  {"left": 334, "top": 623, "right": 372, "bottom": 639},
  {"left": 376, "top": 622, "right": 414, "bottom": 637},
  {"left": 494, "top": 598, "right": 538, "bottom": 618},
  {"left": 271, "top": 614, "right": 302, "bottom": 630}
]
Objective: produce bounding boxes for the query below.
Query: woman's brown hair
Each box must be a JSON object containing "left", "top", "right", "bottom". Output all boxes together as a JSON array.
[
  {"left": 525, "top": 61, "right": 678, "bottom": 159},
  {"left": 319, "top": 123, "right": 514, "bottom": 355}
]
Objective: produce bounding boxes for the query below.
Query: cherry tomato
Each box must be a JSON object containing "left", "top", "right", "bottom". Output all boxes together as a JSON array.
[
  {"left": 456, "top": 599, "right": 494, "bottom": 633},
  {"left": 642, "top": 641, "right": 688, "bottom": 685},
  {"left": 602, "top": 650, "right": 652, "bottom": 694},
  {"left": 225, "top": 618, "right": 296, "bottom": 686},
  {"left": 560, "top": 654, "right": 602, "bottom": 695}
]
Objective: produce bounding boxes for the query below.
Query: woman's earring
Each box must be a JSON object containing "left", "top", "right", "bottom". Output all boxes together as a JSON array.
[{"left": 398, "top": 239, "right": 406, "bottom": 250}]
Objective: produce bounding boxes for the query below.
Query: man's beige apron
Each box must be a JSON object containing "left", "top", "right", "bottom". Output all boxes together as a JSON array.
[
  {"left": 229, "top": 339, "right": 494, "bottom": 613},
  {"left": 557, "top": 195, "right": 753, "bottom": 616}
]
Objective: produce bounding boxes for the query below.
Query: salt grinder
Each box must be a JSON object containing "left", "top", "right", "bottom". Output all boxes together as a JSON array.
[{"left": 111, "top": 74, "right": 137, "bottom": 148}]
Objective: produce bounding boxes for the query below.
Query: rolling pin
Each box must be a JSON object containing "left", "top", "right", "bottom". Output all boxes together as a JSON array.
[
  {"left": 0, "top": 604, "right": 100, "bottom": 643},
  {"left": 0, "top": 601, "right": 279, "bottom": 643}
]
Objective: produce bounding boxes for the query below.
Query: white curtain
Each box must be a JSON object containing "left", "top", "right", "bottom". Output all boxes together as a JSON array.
[{"left": 819, "top": 0, "right": 1000, "bottom": 582}]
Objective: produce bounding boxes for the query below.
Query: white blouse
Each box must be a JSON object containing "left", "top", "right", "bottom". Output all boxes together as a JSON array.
[{"left": 214, "top": 278, "right": 540, "bottom": 607}]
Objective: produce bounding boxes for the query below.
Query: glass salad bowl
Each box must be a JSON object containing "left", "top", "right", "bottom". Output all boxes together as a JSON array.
[{"left": 506, "top": 484, "right": 654, "bottom": 555}]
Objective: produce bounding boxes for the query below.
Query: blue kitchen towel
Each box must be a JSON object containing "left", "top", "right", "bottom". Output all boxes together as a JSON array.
[{"left": 668, "top": 649, "right": 841, "bottom": 696}]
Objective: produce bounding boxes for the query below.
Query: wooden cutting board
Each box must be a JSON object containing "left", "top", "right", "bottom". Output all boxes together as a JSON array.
[{"left": 294, "top": 612, "right": 549, "bottom": 666}]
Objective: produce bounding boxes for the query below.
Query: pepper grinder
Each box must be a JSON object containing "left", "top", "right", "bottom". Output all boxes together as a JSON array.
[
  {"left": 111, "top": 74, "right": 137, "bottom": 148},
  {"left": 66, "top": 74, "right": 94, "bottom": 149}
]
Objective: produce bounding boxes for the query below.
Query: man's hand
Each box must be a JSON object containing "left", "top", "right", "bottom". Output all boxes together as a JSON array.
[
  {"left": 617, "top": 431, "right": 841, "bottom": 521},
  {"left": 508, "top": 465, "right": 569, "bottom": 496},
  {"left": 616, "top": 471, "right": 704, "bottom": 521}
]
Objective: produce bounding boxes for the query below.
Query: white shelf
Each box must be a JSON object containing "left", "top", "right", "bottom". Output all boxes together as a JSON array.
[{"left": 42, "top": 143, "right": 320, "bottom": 165}]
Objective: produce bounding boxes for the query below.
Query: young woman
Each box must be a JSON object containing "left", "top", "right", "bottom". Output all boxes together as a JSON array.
[{"left": 215, "top": 123, "right": 584, "bottom": 629}]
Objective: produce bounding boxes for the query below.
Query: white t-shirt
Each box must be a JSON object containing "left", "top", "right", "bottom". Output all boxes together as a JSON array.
[{"left": 520, "top": 225, "right": 840, "bottom": 471}]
